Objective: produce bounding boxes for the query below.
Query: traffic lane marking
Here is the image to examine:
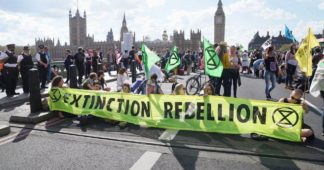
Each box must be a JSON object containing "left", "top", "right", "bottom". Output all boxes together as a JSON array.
[{"left": 130, "top": 151, "right": 162, "bottom": 170}]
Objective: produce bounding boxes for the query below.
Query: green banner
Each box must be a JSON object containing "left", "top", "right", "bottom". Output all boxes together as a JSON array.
[
  {"left": 165, "top": 46, "right": 181, "bottom": 73},
  {"left": 49, "top": 88, "right": 303, "bottom": 142},
  {"left": 203, "top": 37, "right": 223, "bottom": 77},
  {"left": 141, "top": 43, "right": 160, "bottom": 78}
]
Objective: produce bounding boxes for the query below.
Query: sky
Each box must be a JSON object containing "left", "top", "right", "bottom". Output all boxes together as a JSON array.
[{"left": 0, "top": 0, "right": 323, "bottom": 49}]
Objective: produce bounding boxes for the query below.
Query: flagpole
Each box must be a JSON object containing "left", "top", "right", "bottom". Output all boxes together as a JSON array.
[{"left": 304, "top": 28, "right": 311, "bottom": 100}]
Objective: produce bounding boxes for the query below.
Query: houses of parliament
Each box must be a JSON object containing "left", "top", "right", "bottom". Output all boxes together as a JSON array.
[{"left": 35, "top": 0, "right": 226, "bottom": 61}]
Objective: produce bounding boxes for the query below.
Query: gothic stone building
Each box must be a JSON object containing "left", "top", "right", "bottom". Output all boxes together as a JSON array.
[
  {"left": 214, "top": 0, "right": 225, "bottom": 44},
  {"left": 248, "top": 31, "right": 294, "bottom": 51},
  {"left": 36, "top": 2, "right": 227, "bottom": 61}
]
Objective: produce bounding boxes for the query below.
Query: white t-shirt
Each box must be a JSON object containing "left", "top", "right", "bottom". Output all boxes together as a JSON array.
[
  {"left": 241, "top": 53, "right": 250, "bottom": 67},
  {"left": 0, "top": 51, "right": 8, "bottom": 60},
  {"left": 1, "top": 50, "right": 17, "bottom": 67},
  {"left": 17, "top": 55, "right": 24, "bottom": 63},
  {"left": 149, "top": 64, "right": 165, "bottom": 82},
  {"left": 117, "top": 73, "right": 130, "bottom": 91},
  {"left": 35, "top": 52, "right": 48, "bottom": 62}
]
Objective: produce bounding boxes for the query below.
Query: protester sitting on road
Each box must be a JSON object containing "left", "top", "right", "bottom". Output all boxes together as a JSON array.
[
  {"left": 117, "top": 68, "right": 129, "bottom": 92},
  {"left": 50, "top": 65, "right": 59, "bottom": 80},
  {"left": 93, "top": 80, "right": 102, "bottom": 90},
  {"left": 135, "top": 78, "right": 148, "bottom": 94},
  {"left": 122, "top": 83, "right": 131, "bottom": 93},
  {"left": 97, "top": 70, "right": 111, "bottom": 91},
  {"left": 79, "top": 73, "right": 99, "bottom": 127},
  {"left": 146, "top": 74, "right": 163, "bottom": 95},
  {"left": 277, "top": 64, "right": 286, "bottom": 84},
  {"left": 50, "top": 76, "right": 72, "bottom": 118},
  {"left": 203, "top": 83, "right": 215, "bottom": 96},
  {"left": 174, "top": 83, "right": 185, "bottom": 95},
  {"left": 171, "top": 82, "right": 179, "bottom": 94},
  {"left": 278, "top": 89, "right": 314, "bottom": 142},
  {"left": 82, "top": 72, "right": 98, "bottom": 90},
  {"left": 51, "top": 75, "right": 65, "bottom": 88},
  {"left": 118, "top": 83, "right": 132, "bottom": 128}
]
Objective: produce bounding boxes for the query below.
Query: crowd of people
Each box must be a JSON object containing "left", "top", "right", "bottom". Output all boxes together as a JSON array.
[{"left": 0, "top": 42, "right": 323, "bottom": 142}]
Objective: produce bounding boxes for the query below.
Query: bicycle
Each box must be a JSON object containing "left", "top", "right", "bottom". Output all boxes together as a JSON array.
[{"left": 185, "top": 70, "right": 210, "bottom": 95}]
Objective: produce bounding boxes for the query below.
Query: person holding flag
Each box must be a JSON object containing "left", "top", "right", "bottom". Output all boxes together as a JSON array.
[
  {"left": 284, "top": 25, "right": 297, "bottom": 42},
  {"left": 295, "top": 28, "right": 320, "bottom": 78},
  {"left": 165, "top": 46, "right": 181, "bottom": 74},
  {"left": 141, "top": 43, "right": 161, "bottom": 79},
  {"left": 203, "top": 38, "right": 225, "bottom": 95}
]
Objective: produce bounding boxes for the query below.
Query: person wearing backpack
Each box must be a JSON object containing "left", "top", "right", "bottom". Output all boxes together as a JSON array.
[{"left": 146, "top": 74, "right": 163, "bottom": 95}]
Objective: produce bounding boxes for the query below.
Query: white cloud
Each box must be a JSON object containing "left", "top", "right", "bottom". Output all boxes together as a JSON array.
[
  {"left": 146, "top": 0, "right": 166, "bottom": 8},
  {"left": 319, "top": 0, "right": 324, "bottom": 10},
  {"left": 0, "top": 10, "right": 68, "bottom": 46},
  {"left": 225, "top": 0, "right": 296, "bottom": 20},
  {"left": 294, "top": 20, "right": 324, "bottom": 39},
  {"left": 0, "top": 0, "right": 322, "bottom": 50}
]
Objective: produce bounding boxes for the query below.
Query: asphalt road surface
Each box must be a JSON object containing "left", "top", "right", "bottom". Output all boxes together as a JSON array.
[{"left": 0, "top": 73, "right": 323, "bottom": 169}]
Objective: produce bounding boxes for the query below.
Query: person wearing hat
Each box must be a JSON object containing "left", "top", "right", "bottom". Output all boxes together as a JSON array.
[
  {"left": 35, "top": 44, "right": 49, "bottom": 89},
  {"left": 74, "top": 47, "right": 85, "bottom": 84},
  {"left": 0, "top": 44, "right": 19, "bottom": 97},
  {"left": 17, "top": 46, "right": 34, "bottom": 93},
  {"left": 44, "top": 46, "right": 52, "bottom": 82}
]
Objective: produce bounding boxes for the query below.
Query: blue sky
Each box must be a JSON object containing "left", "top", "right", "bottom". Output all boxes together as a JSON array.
[{"left": 0, "top": 0, "right": 323, "bottom": 49}]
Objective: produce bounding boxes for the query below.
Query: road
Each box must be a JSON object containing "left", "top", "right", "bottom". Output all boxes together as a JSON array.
[{"left": 0, "top": 72, "right": 323, "bottom": 169}]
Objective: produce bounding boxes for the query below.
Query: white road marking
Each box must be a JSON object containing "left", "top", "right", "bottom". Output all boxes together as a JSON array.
[
  {"left": 130, "top": 151, "right": 162, "bottom": 170},
  {"left": 158, "top": 129, "right": 179, "bottom": 141}
]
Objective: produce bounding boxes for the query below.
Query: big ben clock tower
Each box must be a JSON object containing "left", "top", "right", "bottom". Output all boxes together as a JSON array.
[{"left": 214, "top": 0, "right": 225, "bottom": 43}]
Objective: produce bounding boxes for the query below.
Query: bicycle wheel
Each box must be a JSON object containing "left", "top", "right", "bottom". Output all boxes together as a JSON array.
[{"left": 186, "top": 77, "right": 200, "bottom": 95}]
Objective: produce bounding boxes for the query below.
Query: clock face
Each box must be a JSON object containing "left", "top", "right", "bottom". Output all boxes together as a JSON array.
[{"left": 216, "top": 16, "right": 222, "bottom": 24}]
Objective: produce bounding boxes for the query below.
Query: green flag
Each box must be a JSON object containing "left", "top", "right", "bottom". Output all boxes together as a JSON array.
[
  {"left": 141, "top": 43, "right": 161, "bottom": 78},
  {"left": 165, "top": 46, "right": 181, "bottom": 73},
  {"left": 203, "top": 37, "right": 223, "bottom": 77}
]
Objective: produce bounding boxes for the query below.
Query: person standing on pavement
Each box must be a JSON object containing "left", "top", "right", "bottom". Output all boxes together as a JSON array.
[
  {"left": 229, "top": 45, "right": 241, "bottom": 98},
  {"left": 285, "top": 44, "right": 298, "bottom": 90},
  {"left": 0, "top": 44, "right": 19, "bottom": 97},
  {"left": 106, "top": 48, "right": 113, "bottom": 75},
  {"left": 92, "top": 50, "right": 99, "bottom": 73},
  {"left": 64, "top": 49, "right": 73, "bottom": 83},
  {"left": 264, "top": 46, "right": 278, "bottom": 100},
  {"left": 137, "top": 47, "right": 143, "bottom": 71},
  {"left": 122, "top": 50, "right": 129, "bottom": 69},
  {"left": 35, "top": 45, "right": 49, "bottom": 89},
  {"left": 84, "top": 49, "right": 91, "bottom": 78},
  {"left": 17, "top": 46, "right": 34, "bottom": 93},
  {"left": 74, "top": 47, "right": 85, "bottom": 85},
  {"left": 215, "top": 42, "right": 231, "bottom": 97},
  {"left": 0, "top": 59, "right": 4, "bottom": 92},
  {"left": 184, "top": 50, "right": 193, "bottom": 75},
  {"left": 45, "top": 46, "right": 52, "bottom": 82}
]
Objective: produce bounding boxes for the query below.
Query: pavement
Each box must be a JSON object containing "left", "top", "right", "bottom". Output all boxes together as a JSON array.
[
  {"left": 0, "top": 71, "right": 323, "bottom": 169},
  {"left": 0, "top": 70, "right": 144, "bottom": 108}
]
